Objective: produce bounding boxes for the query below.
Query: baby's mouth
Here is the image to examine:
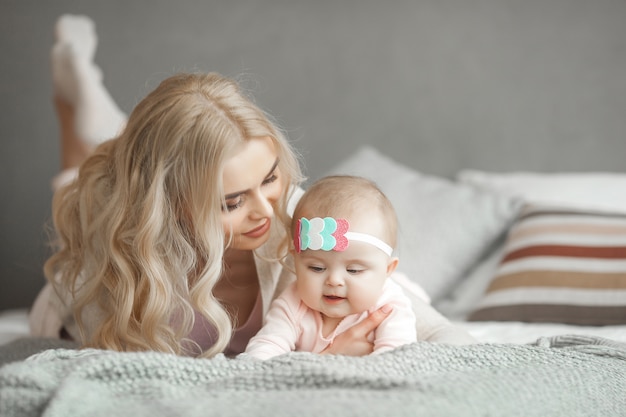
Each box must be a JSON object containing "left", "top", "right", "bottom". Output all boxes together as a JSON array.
[{"left": 323, "top": 295, "right": 346, "bottom": 303}]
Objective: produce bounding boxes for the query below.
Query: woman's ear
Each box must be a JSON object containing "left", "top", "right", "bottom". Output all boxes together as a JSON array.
[{"left": 386, "top": 257, "right": 399, "bottom": 276}]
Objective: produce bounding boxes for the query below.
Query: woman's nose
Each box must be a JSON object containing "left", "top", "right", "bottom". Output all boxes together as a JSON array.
[{"left": 250, "top": 190, "right": 274, "bottom": 218}]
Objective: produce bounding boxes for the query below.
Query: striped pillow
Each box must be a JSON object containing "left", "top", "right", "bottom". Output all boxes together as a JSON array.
[{"left": 469, "top": 205, "right": 626, "bottom": 325}]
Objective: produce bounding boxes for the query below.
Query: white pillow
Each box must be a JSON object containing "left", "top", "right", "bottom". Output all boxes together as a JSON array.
[
  {"left": 326, "top": 147, "right": 522, "bottom": 302},
  {"left": 458, "top": 170, "right": 626, "bottom": 213}
]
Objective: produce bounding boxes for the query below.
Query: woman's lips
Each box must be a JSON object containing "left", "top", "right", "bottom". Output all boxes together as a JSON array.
[{"left": 243, "top": 220, "right": 270, "bottom": 238}]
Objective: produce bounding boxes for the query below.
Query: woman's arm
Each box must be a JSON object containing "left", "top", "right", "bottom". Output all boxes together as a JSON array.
[
  {"left": 412, "top": 296, "right": 477, "bottom": 345},
  {"left": 29, "top": 283, "right": 65, "bottom": 338},
  {"left": 392, "top": 272, "right": 477, "bottom": 345}
]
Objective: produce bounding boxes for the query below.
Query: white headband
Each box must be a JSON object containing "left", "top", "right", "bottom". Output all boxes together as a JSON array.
[{"left": 294, "top": 217, "right": 393, "bottom": 257}]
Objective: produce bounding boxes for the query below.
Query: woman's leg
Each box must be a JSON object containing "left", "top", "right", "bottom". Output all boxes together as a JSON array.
[
  {"left": 54, "top": 96, "right": 91, "bottom": 171},
  {"left": 31, "top": 15, "right": 129, "bottom": 336},
  {"left": 51, "top": 14, "right": 127, "bottom": 171}
]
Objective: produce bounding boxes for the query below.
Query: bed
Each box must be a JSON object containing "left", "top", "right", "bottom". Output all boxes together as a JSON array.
[{"left": 1, "top": 146, "right": 625, "bottom": 416}]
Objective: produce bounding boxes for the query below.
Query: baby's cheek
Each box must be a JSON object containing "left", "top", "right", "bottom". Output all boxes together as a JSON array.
[
  {"left": 296, "top": 278, "right": 315, "bottom": 300},
  {"left": 349, "top": 283, "right": 383, "bottom": 312}
]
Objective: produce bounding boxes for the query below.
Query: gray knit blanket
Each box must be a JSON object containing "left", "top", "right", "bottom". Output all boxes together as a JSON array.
[{"left": 1, "top": 335, "right": 625, "bottom": 417}]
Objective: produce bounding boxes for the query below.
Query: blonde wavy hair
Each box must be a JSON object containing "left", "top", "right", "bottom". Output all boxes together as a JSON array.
[{"left": 44, "top": 72, "right": 303, "bottom": 357}]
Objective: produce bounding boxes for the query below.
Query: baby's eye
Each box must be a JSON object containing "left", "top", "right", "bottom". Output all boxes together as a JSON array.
[
  {"left": 347, "top": 268, "right": 364, "bottom": 274},
  {"left": 308, "top": 265, "right": 325, "bottom": 273}
]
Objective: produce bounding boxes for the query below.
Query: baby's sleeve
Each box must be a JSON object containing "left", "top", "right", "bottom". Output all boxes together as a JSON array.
[
  {"left": 372, "top": 281, "right": 418, "bottom": 353},
  {"left": 243, "top": 285, "right": 302, "bottom": 360}
]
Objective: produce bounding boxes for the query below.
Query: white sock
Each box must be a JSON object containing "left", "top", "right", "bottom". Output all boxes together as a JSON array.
[{"left": 51, "top": 14, "right": 127, "bottom": 147}]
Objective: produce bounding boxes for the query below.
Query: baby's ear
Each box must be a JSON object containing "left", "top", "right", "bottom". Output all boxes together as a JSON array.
[{"left": 386, "top": 257, "right": 399, "bottom": 276}]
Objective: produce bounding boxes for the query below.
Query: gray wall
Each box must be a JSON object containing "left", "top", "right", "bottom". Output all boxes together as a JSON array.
[{"left": 1, "top": 0, "right": 625, "bottom": 310}]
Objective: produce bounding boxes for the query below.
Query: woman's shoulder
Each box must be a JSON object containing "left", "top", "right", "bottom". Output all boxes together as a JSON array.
[{"left": 287, "top": 185, "right": 305, "bottom": 216}]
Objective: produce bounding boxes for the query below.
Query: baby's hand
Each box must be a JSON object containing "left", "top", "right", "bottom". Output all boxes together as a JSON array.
[{"left": 320, "top": 304, "right": 393, "bottom": 356}]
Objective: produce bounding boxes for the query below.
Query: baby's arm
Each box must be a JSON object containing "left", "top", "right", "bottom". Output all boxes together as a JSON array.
[
  {"left": 243, "top": 288, "right": 301, "bottom": 360},
  {"left": 372, "top": 283, "right": 418, "bottom": 353}
]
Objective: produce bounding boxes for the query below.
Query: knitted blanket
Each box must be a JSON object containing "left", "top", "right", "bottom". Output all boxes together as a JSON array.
[{"left": 0, "top": 335, "right": 624, "bottom": 417}]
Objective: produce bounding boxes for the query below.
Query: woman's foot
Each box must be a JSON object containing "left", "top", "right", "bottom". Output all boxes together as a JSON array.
[
  {"left": 51, "top": 14, "right": 127, "bottom": 148},
  {"left": 51, "top": 14, "right": 98, "bottom": 104}
]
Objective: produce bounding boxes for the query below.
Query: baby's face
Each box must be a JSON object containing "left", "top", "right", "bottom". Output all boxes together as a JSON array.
[{"left": 294, "top": 238, "right": 395, "bottom": 321}]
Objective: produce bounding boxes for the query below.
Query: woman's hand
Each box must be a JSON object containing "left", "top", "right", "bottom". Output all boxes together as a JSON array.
[{"left": 320, "top": 304, "right": 393, "bottom": 356}]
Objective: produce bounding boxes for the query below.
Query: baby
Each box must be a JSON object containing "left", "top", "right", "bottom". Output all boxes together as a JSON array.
[{"left": 244, "top": 175, "right": 417, "bottom": 359}]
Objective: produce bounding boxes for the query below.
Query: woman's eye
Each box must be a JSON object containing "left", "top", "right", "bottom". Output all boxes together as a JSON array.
[
  {"left": 223, "top": 197, "right": 243, "bottom": 212},
  {"left": 262, "top": 173, "right": 278, "bottom": 186}
]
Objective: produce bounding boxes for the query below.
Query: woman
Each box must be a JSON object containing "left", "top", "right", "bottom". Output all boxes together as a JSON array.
[
  {"left": 31, "top": 15, "right": 475, "bottom": 358},
  {"left": 30, "top": 14, "right": 404, "bottom": 358}
]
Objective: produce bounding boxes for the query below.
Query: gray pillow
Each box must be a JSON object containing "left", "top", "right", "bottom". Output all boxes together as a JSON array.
[{"left": 327, "top": 146, "right": 521, "bottom": 302}]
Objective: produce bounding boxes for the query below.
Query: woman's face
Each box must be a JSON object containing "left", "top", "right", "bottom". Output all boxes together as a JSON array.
[{"left": 221, "top": 136, "right": 283, "bottom": 250}]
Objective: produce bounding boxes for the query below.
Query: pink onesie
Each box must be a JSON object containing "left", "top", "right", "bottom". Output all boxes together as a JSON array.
[{"left": 244, "top": 279, "right": 417, "bottom": 359}]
